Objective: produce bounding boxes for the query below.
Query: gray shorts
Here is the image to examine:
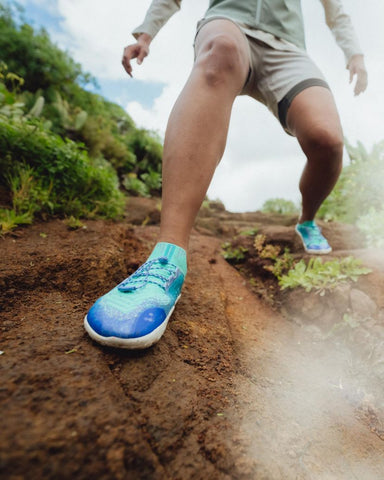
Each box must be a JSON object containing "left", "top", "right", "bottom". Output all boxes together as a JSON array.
[{"left": 195, "top": 17, "right": 330, "bottom": 136}]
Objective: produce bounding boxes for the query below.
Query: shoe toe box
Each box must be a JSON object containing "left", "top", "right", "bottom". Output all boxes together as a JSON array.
[{"left": 86, "top": 297, "right": 167, "bottom": 339}]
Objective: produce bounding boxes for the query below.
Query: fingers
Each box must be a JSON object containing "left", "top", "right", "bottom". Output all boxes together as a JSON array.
[
  {"left": 349, "top": 67, "right": 354, "bottom": 84},
  {"left": 122, "top": 43, "right": 150, "bottom": 77},
  {"left": 349, "top": 66, "right": 368, "bottom": 96},
  {"left": 122, "top": 45, "right": 138, "bottom": 77},
  {"left": 348, "top": 55, "right": 368, "bottom": 96},
  {"left": 137, "top": 45, "right": 149, "bottom": 65},
  {"left": 354, "top": 70, "right": 368, "bottom": 96}
]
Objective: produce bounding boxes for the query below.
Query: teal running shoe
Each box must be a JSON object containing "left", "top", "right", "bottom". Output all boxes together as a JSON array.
[
  {"left": 295, "top": 220, "right": 332, "bottom": 254},
  {"left": 84, "top": 243, "right": 187, "bottom": 349}
]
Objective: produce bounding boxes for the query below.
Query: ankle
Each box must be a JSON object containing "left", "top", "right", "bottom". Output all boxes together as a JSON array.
[
  {"left": 149, "top": 241, "right": 188, "bottom": 276},
  {"left": 157, "top": 235, "right": 189, "bottom": 253},
  {"left": 298, "top": 213, "right": 315, "bottom": 224}
]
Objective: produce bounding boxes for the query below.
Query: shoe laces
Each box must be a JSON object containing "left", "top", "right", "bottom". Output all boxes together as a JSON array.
[
  {"left": 304, "top": 224, "right": 326, "bottom": 244},
  {"left": 117, "top": 257, "right": 178, "bottom": 292}
]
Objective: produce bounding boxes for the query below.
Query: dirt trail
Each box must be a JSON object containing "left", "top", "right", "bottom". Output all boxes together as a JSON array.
[{"left": 1, "top": 219, "right": 383, "bottom": 479}]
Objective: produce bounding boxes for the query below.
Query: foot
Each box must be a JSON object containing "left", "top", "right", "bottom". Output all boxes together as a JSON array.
[
  {"left": 84, "top": 243, "right": 187, "bottom": 349},
  {"left": 295, "top": 220, "right": 332, "bottom": 254}
]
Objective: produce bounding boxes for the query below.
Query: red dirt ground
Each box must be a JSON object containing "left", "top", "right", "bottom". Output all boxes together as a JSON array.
[{"left": 1, "top": 209, "right": 383, "bottom": 479}]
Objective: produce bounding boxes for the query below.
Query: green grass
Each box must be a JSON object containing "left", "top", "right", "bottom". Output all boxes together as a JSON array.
[{"left": 0, "top": 208, "right": 32, "bottom": 234}]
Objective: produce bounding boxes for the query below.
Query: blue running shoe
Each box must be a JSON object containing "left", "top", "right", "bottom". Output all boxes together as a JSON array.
[
  {"left": 84, "top": 242, "right": 187, "bottom": 349},
  {"left": 295, "top": 220, "right": 332, "bottom": 254}
]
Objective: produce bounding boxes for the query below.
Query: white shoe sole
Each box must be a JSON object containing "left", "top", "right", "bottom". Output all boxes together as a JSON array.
[
  {"left": 295, "top": 225, "right": 332, "bottom": 255},
  {"left": 84, "top": 295, "right": 181, "bottom": 349}
]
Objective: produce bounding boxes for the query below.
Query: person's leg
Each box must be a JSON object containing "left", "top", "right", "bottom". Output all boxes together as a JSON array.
[
  {"left": 84, "top": 19, "right": 251, "bottom": 348},
  {"left": 285, "top": 86, "right": 344, "bottom": 223},
  {"left": 158, "top": 19, "right": 251, "bottom": 250}
]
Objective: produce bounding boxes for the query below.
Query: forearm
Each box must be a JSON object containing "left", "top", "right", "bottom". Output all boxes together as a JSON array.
[{"left": 320, "top": 0, "right": 363, "bottom": 66}]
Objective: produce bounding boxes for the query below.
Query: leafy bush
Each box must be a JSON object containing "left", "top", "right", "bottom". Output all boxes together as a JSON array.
[
  {"left": 127, "top": 128, "right": 163, "bottom": 176},
  {"left": 279, "top": 256, "right": 372, "bottom": 295},
  {"left": 0, "top": 4, "right": 91, "bottom": 93},
  {"left": 0, "top": 119, "right": 125, "bottom": 222},
  {"left": 123, "top": 169, "right": 162, "bottom": 197},
  {"left": 79, "top": 114, "right": 136, "bottom": 174},
  {"left": 261, "top": 198, "right": 299, "bottom": 216},
  {"left": 0, "top": 4, "right": 166, "bottom": 235},
  {"left": 318, "top": 140, "right": 384, "bottom": 223},
  {"left": 140, "top": 170, "right": 162, "bottom": 193},
  {"left": 0, "top": 6, "right": 163, "bottom": 189},
  {"left": 123, "top": 173, "right": 151, "bottom": 197}
]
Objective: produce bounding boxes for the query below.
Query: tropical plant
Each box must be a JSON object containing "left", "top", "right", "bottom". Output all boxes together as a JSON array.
[{"left": 279, "top": 256, "right": 372, "bottom": 295}]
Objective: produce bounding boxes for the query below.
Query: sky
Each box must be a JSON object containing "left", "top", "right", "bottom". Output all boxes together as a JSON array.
[{"left": 14, "top": 0, "right": 384, "bottom": 212}]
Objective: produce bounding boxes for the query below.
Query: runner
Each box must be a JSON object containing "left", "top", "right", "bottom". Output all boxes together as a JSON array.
[{"left": 84, "top": 0, "right": 368, "bottom": 348}]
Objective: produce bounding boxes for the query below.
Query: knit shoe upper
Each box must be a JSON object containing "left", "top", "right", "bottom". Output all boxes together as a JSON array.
[
  {"left": 295, "top": 220, "right": 332, "bottom": 254},
  {"left": 84, "top": 248, "right": 186, "bottom": 349}
]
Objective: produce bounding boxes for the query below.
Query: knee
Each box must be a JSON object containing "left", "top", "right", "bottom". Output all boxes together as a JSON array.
[
  {"left": 195, "top": 35, "right": 247, "bottom": 87},
  {"left": 304, "top": 127, "right": 344, "bottom": 165}
]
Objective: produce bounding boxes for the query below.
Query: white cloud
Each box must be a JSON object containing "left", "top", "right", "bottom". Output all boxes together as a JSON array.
[
  {"left": 127, "top": 83, "right": 179, "bottom": 133},
  {"left": 29, "top": 0, "right": 384, "bottom": 210},
  {"left": 209, "top": 155, "right": 304, "bottom": 212}
]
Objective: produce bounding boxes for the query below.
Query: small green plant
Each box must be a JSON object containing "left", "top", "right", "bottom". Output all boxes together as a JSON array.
[
  {"left": 0, "top": 208, "right": 32, "bottom": 234},
  {"left": 239, "top": 227, "right": 259, "bottom": 236},
  {"left": 64, "top": 216, "right": 86, "bottom": 230},
  {"left": 254, "top": 234, "right": 295, "bottom": 278},
  {"left": 8, "top": 164, "right": 53, "bottom": 216},
  {"left": 266, "top": 248, "right": 295, "bottom": 279},
  {"left": 254, "top": 234, "right": 281, "bottom": 260},
  {"left": 279, "top": 256, "right": 372, "bottom": 295},
  {"left": 221, "top": 242, "right": 248, "bottom": 263}
]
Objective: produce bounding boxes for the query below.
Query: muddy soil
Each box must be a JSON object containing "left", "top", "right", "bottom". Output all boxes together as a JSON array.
[{"left": 1, "top": 206, "right": 384, "bottom": 479}]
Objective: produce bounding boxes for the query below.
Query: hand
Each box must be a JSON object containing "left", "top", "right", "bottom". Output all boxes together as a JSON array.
[
  {"left": 348, "top": 54, "right": 368, "bottom": 96},
  {"left": 122, "top": 33, "right": 152, "bottom": 77}
]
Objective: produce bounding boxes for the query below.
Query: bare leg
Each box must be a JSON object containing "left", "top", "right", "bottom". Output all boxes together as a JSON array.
[
  {"left": 286, "top": 86, "right": 344, "bottom": 223},
  {"left": 158, "top": 20, "right": 250, "bottom": 250}
]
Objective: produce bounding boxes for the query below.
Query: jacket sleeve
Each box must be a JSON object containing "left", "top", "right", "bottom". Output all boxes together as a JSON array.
[
  {"left": 319, "top": 0, "right": 363, "bottom": 66},
  {"left": 132, "top": 0, "right": 182, "bottom": 40}
]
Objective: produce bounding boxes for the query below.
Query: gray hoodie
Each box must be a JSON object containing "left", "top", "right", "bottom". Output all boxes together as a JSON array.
[{"left": 132, "top": 0, "right": 363, "bottom": 66}]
